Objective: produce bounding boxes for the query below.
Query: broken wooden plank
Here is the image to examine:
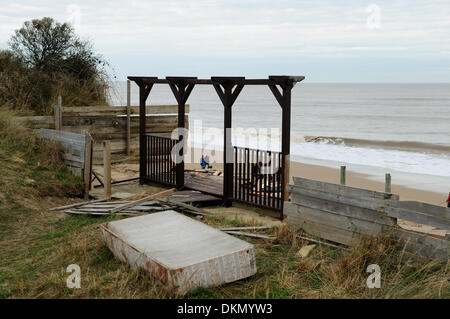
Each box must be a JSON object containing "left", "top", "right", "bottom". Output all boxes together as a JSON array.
[
  {"left": 109, "top": 188, "right": 175, "bottom": 214},
  {"left": 167, "top": 191, "right": 221, "bottom": 204},
  {"left": 65, "top": 210, "right": 140, "bottom": 216},
  {"left": 50, "top": 198, "right": 108, "bottom": 211},
  {"left": 398, "top": 224, "right": 447, "bottom": 238},
  {"left": 72, "top": 205, "right": 161, "bottom": 213},
  {"left": 392, "top": 228, "right": 450, "bottom": 260},
  {"left": 219, "top": 226, "right": 272, "bottom": 231},
  {"left": 81, "top": 202, "right": 158, "bottom": 209},
  {"left": 92, "top": 170, "right": 104, "bottom": 187},
  {"left": 223, "top": 231, "right": 274, "bottom": 240},
  {"left": 384, "top": 205, "right": 450, "bottom": 231},
  {"left": 296, "top": 235, "right": 350, "bottom": 251},
  {"left": 158, "top": 199, "right": 212, "bottom": 216}
]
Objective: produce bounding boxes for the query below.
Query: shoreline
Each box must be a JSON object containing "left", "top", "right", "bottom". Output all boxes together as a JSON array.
[{"left": 185, "top": 147, "right": 448, "bottom": 207}]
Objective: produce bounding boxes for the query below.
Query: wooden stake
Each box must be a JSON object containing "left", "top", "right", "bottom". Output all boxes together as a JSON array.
[
  {"left": 340, "top": 166, "right": 346, "bottom": 185},
  {"left": 83, "top": 131, "right": 93, "bottom": 200},
  {"left": 103, "top": 140, "right": 112, "bottom": 199},
  {"left": 54, "top": 96, "right": 62, "bottom": 131}
]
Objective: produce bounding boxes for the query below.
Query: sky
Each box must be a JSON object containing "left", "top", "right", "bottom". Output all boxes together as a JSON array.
[{"left": 1, "top": 0, "right": 450, "bottom": 82}]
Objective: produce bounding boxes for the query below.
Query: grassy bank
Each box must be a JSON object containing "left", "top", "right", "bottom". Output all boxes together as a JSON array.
[
  {"left": 0, "top": 112, "right": 448, "bottom": 298},
  {"left": 1, "top": 210, "right": 448, "bottom": 298}
]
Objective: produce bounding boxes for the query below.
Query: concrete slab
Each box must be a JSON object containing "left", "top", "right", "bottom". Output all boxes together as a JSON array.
[{"left": 100, "top": 210, "right": 257, "bottom": 295}]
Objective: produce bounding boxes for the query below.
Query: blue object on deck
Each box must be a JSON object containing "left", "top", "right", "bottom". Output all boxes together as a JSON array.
[{"left": 200, "top": 156, "right": 206, "bottom": 169}]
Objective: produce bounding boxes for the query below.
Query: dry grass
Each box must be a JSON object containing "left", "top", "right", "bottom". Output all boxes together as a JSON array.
[{"left": 1, "top": 204, "right": 448, "bottom": 298}]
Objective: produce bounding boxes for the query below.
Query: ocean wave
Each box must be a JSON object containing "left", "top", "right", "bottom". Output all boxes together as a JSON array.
[
  {"left": 303, "top": 136, "right": 450, "bottom": 155},
  {"left": 187, "top": 127, "right": 450, "bottom": 177},
  {"left": 187, "top": 127, "right": 450, "bottom": 155},
  {"left": 290, "top": 141, "right": 450, "bottom": 177}
]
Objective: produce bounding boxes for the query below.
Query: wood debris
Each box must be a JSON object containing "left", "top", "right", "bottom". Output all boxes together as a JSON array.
[
  {"left": 223, "top": 231, "right": 274, "bottom": 240},
  {"left": 50, "top": 188, "right": 212, "bottom": 217},
  {"left": 156, "top": 199, "right": 213, "bottom": 216},
  {"left": 219, "top": 226, "right": 272, "bottom": 231},
  {"left": 109, "top": 188, "right": 175, "bottom": 214},
  {"left": 185, "top": 169, "right": 222, "bottom": 177},
  {"left": 50, "top": 198, "right": 108, "bottom": 211},
  {"left": 297, "top": 244, "right": 316, "bottom": 258},
  {"left": 57, "top": 199, "right": 171, "bottom": 216}
]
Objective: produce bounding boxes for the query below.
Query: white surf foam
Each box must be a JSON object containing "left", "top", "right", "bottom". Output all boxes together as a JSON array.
[{"left": 187, "top": 127, "right": 450, "bottom": 178}]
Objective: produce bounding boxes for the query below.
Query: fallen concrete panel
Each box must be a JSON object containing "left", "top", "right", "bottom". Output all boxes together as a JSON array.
[{"left": 100, "top": 210, "right": 256, "bottom": 295}]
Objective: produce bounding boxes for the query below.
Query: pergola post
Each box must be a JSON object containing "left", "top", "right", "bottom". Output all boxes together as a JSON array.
[
  {"left": 282, "top": 85, "right": 292, "bottom": 202},
  {"left": 212, "top": 77, "right": 245, "bottom": 206},
  {"left": 166, "top": 77, "right": 196, "bottom": 189},
  {"left": 136, "top": 79, "right": 155, "bottom": 184},
  {"left": 268, "top": 76, "right": 297, "bottom": 217}
]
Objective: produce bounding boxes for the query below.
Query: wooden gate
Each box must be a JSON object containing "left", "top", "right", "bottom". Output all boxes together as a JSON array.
[{"left": 144, "top": 134, "right": 177, "bottom": 186}]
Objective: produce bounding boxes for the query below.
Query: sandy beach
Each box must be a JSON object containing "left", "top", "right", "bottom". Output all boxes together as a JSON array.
[{"left": 185, "top": 147, "right": 448, "bottom": 207}]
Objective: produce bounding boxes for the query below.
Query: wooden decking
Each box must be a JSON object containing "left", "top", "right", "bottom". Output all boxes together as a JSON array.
[
  {"left": 148, "top": 171, "right": 282, "bottom": 214},
  {"left": 184, "top": 173, "right": 223, "bottom": 196}
]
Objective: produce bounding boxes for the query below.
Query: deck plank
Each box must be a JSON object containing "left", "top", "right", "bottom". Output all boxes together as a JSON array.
[{"left": 184, "top": 174, "right": 223, "bottom": 196}]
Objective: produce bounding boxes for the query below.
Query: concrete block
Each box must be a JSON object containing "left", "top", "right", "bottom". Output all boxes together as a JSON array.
[{"left": 100, "top": 210, "right": 257, "bottom": 295}]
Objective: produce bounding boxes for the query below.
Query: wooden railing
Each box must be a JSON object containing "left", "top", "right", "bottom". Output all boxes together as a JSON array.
[{"left": 233, "top": 146, "right": 284, "bottom": 212}]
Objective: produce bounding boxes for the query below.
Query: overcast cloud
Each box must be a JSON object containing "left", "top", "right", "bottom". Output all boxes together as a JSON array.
[{"left": 1, "top": 0, "right": 449, "bottom": 82}]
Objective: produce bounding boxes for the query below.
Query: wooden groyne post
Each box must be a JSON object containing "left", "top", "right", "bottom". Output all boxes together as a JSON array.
[
  {"left": 385, "top": 173, "right": 391, "bottom": 193},
  {"left": 340, "top": 166, "right": 346, "bottom": 185}
]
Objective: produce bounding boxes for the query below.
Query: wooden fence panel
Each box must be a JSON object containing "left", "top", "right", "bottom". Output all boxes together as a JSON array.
[
  {"left": 293, "top": 176, "right": 399, "bottom": 200},
  {"left": 16, "top": 116, "right": 55, "bottom": 129},
  {"left": 287, "top": 183, "right": 449, "bottom": 231},
  {"left": 17, "top": 104, "right": 189, "bottom": 162},
  {"left": 36, "top": 129, "right": 86, "bottom": 167},
  {"left": 61, "top": 105, "right": 189, "bottom": 116},
  {"left": 285, "top": 177, "right": 450, "bottom": 260},
  {"left": 35, "top": 129, "right": 93, "bottom": 191}
]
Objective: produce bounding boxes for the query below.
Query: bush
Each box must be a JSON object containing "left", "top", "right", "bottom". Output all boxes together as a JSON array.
[{"left": 0, "top": 17, "right": 110, "bottom": 115}]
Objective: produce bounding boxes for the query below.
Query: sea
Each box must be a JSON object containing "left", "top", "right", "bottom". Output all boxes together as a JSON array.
[{"left": 108, "top": 82, "right": 450, "bottom": 195}]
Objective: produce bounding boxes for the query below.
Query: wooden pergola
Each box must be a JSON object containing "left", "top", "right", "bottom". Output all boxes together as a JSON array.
[{"left": 128, "top": 76, "right": 305, "bottom": 217}]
